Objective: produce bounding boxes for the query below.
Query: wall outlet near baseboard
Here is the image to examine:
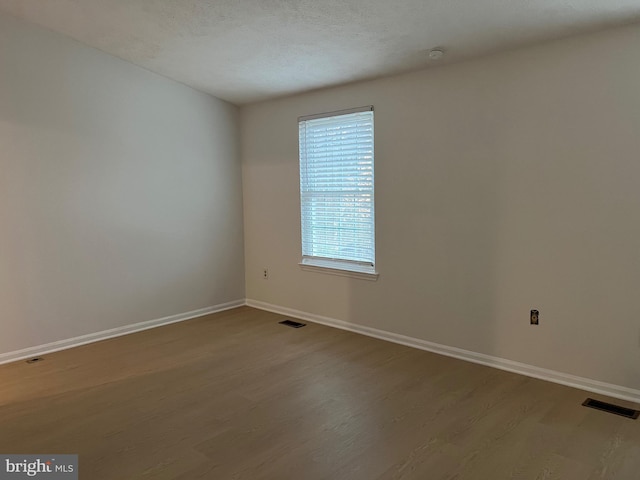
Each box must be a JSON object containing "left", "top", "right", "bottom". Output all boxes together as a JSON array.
[
  {"left": 530, "top": 309, "right": 539, "bottom": 325},
  {"left": 263, "top": 268, "right": 269, "bottom": 280}
]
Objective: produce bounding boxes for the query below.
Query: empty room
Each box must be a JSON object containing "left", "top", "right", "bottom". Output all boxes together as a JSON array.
[{"left": 2, "top": 1, "right": 640, "bottom": 479}]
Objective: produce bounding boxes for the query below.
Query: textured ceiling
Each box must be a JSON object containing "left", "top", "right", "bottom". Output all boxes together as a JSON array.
[{"left": 1, "top": 1, "right": 639, "bottom": 104}]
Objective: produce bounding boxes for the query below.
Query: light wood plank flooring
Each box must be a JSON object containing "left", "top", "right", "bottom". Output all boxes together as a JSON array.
[{"left": 0, "top": 306, "right": 638, "bottom": 479}]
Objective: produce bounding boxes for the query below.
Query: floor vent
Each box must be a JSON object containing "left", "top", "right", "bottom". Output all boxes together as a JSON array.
[
  {"left": 582, "top": 398, "right": 639, "bottom": 419},
  {"left": 279, "top": 319, "right": 306, "bottom": 328},
  {"left": 26, "top": 357, "right": 44, "bottom": 364}
]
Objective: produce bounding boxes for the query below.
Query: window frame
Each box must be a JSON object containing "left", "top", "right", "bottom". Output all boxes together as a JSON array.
[{"left": 298, "top": 106, "right": 378, "bottom": 280}]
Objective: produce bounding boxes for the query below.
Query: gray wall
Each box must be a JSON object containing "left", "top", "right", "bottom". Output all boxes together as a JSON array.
[
  {"left": 0, "top": 12, "right": 245, "bottom": 356},
  {"left": 242, "top": 23, "right": 640, "bottom": 391}
]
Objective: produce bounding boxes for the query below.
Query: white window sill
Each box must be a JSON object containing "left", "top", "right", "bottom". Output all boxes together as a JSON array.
[{"left": 299, "top": 258, "right": 379, "bottom": 281}]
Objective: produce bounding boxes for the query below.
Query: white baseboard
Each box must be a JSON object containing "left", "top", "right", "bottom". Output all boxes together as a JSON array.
[
  {"left": 246, "top": 299, "right": 640, "bottom": 404},
  {"left": 0, "top": 299, "right": 245, "bottom": 366}
]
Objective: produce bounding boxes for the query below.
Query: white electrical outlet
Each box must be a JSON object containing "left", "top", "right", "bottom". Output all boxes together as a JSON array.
[{"left": 262, "top": 269, "right": 269, "bottom": 280}]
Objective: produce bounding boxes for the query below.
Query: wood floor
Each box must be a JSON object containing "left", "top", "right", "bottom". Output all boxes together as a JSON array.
[{"left": 0, "top": 306, "right": 639, "bottom": 479}]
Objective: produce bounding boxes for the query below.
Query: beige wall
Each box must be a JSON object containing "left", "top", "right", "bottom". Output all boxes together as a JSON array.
[
  {"left": 0, "top": 12, "right": 245, "bottom": 356},
  {"left": 242, "top": 23, "right": 640, "bottom": 390}
]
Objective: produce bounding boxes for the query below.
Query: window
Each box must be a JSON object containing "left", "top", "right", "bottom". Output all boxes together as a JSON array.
[{"left": 298, "top": 106, "right": 377, "bottom": 279}]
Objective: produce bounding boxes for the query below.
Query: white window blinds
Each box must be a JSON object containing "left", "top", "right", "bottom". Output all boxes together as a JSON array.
[{"left": 299, "top": 107, "right": 375, "bottom": 270}]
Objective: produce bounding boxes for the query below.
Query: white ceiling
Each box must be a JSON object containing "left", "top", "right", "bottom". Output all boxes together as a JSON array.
[{"left": 1, "top": 0, "right": 639, "bottom": 105}]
